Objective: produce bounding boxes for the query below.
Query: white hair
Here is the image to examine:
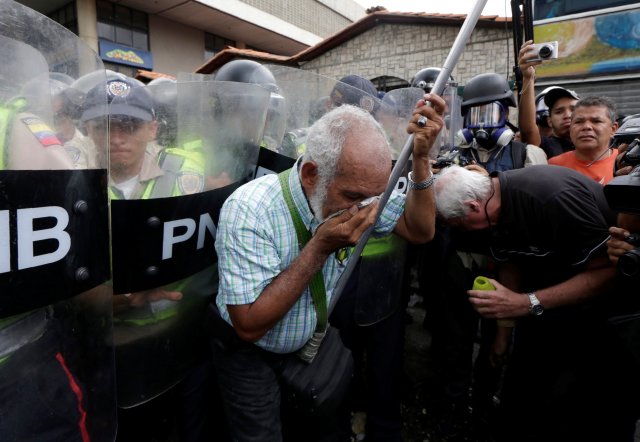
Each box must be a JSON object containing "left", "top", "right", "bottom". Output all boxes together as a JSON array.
[
  {"left": 302, "top": 104, "right": 389, "bottom": 183},
  {"left": 434, "top": 165, "right": 493, "bottom": 219},
  {"left": 302, "top": 105, "right": 390, "bottom": 222}
]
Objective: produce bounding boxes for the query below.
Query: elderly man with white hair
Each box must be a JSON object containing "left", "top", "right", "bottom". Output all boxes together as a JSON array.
[
  {"left": 210, "top": 95, "right": 445, "bottom": 441},
  {"left": 433, "top": 164, "right": 630, "bottom": 441}
]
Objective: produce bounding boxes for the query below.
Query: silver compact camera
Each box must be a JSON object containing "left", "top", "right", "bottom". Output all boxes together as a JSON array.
[{"left": 528, "top": 41, "right": 559, "bottom": 62}]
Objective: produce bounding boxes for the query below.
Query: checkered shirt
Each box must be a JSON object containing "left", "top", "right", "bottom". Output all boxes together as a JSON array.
[{"left": 215, "top": 163, "right": 405, "bottom": 353}]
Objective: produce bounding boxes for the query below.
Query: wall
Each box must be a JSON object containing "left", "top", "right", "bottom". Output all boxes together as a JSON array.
[
  {"left": 240, "top": 0, "right": 355, "bottom": 38},
  {"left": 299, "top": 22, "right": 514, "bottom": 86},
  {"left": 149, "top": 15, "right": 206, "bottom": 76}
]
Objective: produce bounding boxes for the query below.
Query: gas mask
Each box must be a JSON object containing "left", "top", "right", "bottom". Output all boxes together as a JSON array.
[{"left": 462, "top": 102, "right": 508, "bottom": 150}]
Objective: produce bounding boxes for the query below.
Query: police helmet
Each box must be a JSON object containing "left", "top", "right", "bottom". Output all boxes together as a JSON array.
[
  {"left": 410, "top": 67, "right": 454, "bottom": 93},
  {"left": 534, "top": 86, "right": 555, "bottom": 127},
  {"left": 461, "top": 73, "right": 516, "bottom": 115},
  {"left": 215, "top": 59, "right": 278, "bottom": 92}
]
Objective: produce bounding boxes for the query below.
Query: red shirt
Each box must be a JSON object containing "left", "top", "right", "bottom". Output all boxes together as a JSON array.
[{"left": 548, "top": 148, "right": 618, "bottom": 185}]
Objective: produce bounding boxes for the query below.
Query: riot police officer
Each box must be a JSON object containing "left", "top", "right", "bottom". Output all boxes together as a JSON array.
[
  {"left": 215, "top": 60, "right": 287, "bottom": 155},
  {"left": 82, "top": 76, "right": 213, "bottom": 442},
  {"left": 411, "top": 67, "right": 454, "bottom": 93},
  {"left": 1, "top": 2, "right": 114, "bottom": 441}
]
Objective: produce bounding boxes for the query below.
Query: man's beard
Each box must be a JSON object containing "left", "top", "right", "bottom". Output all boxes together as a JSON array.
[{"left": 309, "top": 176, "right": 329, "bottom": 223}]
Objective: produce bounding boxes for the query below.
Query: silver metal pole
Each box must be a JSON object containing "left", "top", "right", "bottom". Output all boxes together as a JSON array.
[{"left": 327, "top": 0, "right": 490, "bottom": 315}]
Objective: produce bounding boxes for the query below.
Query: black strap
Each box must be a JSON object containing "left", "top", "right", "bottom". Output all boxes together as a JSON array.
[
  {"left": 510, "top": 140, "right": 528, "bottom": 169},
  {"left": 277, "top": 169, "right": 328, "bottom": 332}
]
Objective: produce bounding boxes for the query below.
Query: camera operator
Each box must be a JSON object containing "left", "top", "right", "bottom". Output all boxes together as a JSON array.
[{"left": 518, "top": 40, "right": 579, "bottom": 159}]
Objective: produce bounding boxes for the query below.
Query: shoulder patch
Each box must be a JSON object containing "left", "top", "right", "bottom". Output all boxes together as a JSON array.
[
  {"left": 21, "top": 117, "right": 61, "bottom": 147},
  {"left": 64, "top": 146, "right": 82, "bottom": 163},
  {"left": 177, "top": 171, "right": 204, "bottom": 195}
]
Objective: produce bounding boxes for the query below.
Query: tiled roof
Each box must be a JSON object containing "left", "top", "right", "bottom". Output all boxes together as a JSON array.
[
  {"left": 135, "top": 69, "right": 176, "bottom": 83},
  {"left": 196, "top": 46, "right": 295, "bottom": 74},
  {"left": 195, "top": 11, "right": 511, "bottom": 73}
]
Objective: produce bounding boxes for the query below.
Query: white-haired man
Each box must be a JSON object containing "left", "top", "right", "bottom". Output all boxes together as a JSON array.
[
  {"left": 434, "top": 164, "right": 625, "bottom": 441},
  {"left": 210, "top": 95, "right": 445, "bottom": 441}
]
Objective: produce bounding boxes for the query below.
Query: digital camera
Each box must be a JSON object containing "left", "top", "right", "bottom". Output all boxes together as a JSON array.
[
  {"left": 433, "top": 149, "right": 472, "bottom": 170},
  {"left": 617, "top": 234, "right": 640, "bottom": 281},
  {"left": 613, "top": 114, "right": 640, "bottom": 148},
  {"left": 527, "top": 41, "right": 559, "bottom": 62}
]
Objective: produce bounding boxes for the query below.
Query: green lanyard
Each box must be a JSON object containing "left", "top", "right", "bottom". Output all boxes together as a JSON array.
[{"left": 278, "top": 169, "right": 328, "bottom": 332}]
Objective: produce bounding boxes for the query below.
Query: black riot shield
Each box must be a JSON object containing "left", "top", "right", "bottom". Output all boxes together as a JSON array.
[
  {"left": 349, "top": 87, "right": 425, "bottom": 326},
  {"left": 0, "top": 1, "right": 114, "bottom": 441},
  {"left": 109, "top": 79, "right": 270, "bottom": 407}
]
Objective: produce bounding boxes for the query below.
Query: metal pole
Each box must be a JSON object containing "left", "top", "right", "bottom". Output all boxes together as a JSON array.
[{"left": 327, "top": 0, "right": 490, "bottom": 315}]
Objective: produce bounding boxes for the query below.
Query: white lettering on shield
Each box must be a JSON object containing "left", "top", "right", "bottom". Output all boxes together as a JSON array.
[
  {"left": 162, "top": 213, "right": 217, "bottom": 260},
  {"left": 0, "top": 206, "right": 72, "bottom": 272}
]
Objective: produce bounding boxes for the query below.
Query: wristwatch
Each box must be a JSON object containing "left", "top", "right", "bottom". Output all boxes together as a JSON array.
[
  {"left": 526, "top": 292, "right": 544, "bottom": 316},
  {"left": 407, "top": 170, "right": 435, "bottom": 190}
]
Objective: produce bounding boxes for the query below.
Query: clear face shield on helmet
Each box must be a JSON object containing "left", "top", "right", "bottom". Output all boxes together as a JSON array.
[
  {"left": 464, "top": 102, "right": 507, "bottom": 149},
  {"left": 465, "top": 102, "right": 506, "bottom": 130},
  {"left": 262, "top": 92, "right": 286, "bottom": 151}
]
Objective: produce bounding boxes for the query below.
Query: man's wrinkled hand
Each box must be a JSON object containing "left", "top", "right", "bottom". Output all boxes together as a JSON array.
[
  {"left": 314, "top": 201, "right": 379, "bottom": 255},
  {"left": 408, "top": 93, "right": 446, "bottom": 159},
  {"left": 468, "top": 278, "right": 529, "bottom": 319},
  {"left": 464, "top": 163, "right": 489, "bottom": 176}
]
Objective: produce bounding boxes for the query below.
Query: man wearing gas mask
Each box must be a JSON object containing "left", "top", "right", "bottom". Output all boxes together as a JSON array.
[{"left": 457, "top": 73, "right": 547, "bottom": 171}]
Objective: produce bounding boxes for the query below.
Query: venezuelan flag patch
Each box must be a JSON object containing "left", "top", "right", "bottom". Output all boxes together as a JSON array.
[{"left": 21, "top": 117, "right": 61, "bottom": 147}]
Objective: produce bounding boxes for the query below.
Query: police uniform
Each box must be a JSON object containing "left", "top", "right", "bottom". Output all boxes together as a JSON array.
[
  {"left": 63, "top": 128, "right": 98, "bottom": 169},
  {"left": 0, "top": 102, "right": 88, "bottom": 442},
  {"left": 1, "top": 100, "right": 73, "bottom": 170}
]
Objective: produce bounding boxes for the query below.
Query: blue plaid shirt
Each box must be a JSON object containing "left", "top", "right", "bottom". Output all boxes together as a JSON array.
[{"left": 215, "top": 162, "right": 405, "bottom": 353}]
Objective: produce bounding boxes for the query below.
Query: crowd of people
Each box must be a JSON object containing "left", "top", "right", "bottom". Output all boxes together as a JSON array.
[{"left": 2, "top": 4, "right": 640, "bottom": 441}]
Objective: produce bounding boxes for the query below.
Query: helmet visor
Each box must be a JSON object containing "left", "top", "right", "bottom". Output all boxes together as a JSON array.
[
  {"left": 262, "top": 92, "right": 286, "bottom": 150},
  {"left": 465, "top": 102, "right": 505, "bottom": 129}
]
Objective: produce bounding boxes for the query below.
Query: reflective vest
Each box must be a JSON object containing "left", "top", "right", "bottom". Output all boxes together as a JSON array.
[
  {"left": 0, "top": 98, "right": 27, "bottom": 170},
  {"left": 0, "top": 99, "right": 46, "bottom": 364},
  {"left": 111, "top": 146, "right": 205, "bottom": 326}
]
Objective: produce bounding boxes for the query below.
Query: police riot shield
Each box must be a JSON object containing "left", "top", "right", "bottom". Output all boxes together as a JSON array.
[
  {"left": 109, "top": 78, "right": 270, "bottom": 407},
  {"left": 260, "top": 65, "right": 384, "bottom": 175},
  {"left": 349, "top": 87, "right": 425, "bottom": 326},
  {"left": 265, "top": 66, "right": 413, "bottom": 326},
  {"left": 0, "top": 1, "right": 114, "bottom": 440}
]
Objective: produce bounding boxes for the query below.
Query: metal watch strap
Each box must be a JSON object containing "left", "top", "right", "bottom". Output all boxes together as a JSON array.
[
  {"left": 407, "top": 170, "right": 435, "bottom": 190},
  {"left": 527, "top": 292, "right": 543, "bottom": 316}
]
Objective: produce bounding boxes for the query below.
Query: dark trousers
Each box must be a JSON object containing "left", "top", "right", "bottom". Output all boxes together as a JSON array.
[
  {"left": 439, "top": 250, "right": 501, "bottom": 414},
  {"left": 208, "top": 309, "right": 342, "bottom": 442},
  {"left": 498, "top": 311, "right": 634, "bottom": 442},
  {"left": 0, "top": 324, "right": 88, "bottom": 442},
  {"left": 330, "top": 268, "right": 406, "bottom": 442},
  {"left": 116, "top": 351, "right": 220, "bottom": 442}
]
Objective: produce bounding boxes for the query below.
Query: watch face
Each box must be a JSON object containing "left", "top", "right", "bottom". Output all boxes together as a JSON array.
[{"left": 531, "top": 304, "right": 544, "bottom": 316}]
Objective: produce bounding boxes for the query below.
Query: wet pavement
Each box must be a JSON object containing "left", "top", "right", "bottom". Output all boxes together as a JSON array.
[{"left": 399, "top": 298, "right": 497, "bottom": 442}]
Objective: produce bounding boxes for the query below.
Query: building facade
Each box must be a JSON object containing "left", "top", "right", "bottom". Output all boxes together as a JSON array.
[
  {"left": 18, "top": 0, "right": 364, "bottom": 77},
  {"left": 297, "top": 21, "right": 514, "bottom": 90}
]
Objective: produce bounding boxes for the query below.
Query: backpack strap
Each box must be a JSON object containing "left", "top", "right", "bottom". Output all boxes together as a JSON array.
[{"left": 510, "top": 140, "right": 528, "bottom": 169}]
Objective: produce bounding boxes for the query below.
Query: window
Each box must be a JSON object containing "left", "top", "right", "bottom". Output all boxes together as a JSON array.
[
  {"left": 48, "top": 2, "right": 78, "bottom": 35},
  {"left": 97, "top": 1, "right": 149, "bottom": 50},
  {"left": 204, "top": 33, "right": 234, "bottom": 60}
]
